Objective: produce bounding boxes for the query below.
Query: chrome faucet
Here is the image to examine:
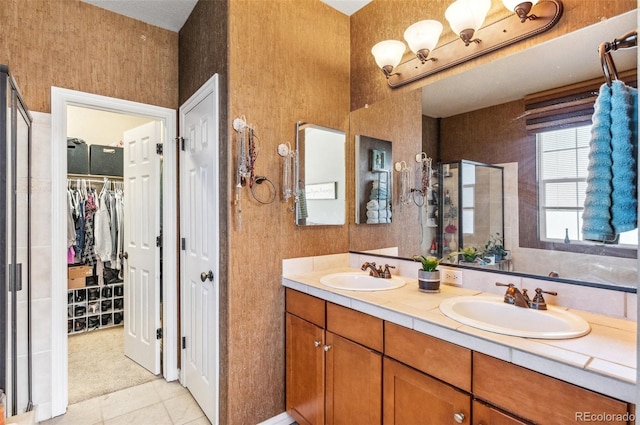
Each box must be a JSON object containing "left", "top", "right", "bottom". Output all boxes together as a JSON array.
[
  {"left": 361, "top": 262, "right": 394, "bottom": 279},
  {"left": 361, "top": 261, "right": 382, "bottom": 277},
  {"left": 495, "top": 282, "right": 558, "bottom": 310},
  {"left": 495, "top": 282, "right": 530, "bottom": 308}
]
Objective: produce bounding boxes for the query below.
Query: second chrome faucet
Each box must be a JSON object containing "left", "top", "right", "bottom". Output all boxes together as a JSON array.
[{"left": 495, "top": 282, "right": 557, "bottom": 310}]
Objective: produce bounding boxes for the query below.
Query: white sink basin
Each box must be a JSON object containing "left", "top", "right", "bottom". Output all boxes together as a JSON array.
[
  {"left": 320, "top": 272, "right": 405, "bottom": 291},
  {"left": 439, "top": 296, "right": 591, "bottom": 339}
]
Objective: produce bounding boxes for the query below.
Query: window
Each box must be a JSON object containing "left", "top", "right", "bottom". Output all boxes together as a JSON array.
[{"left": 537, "top": 126, "right": 637, "bottom": 246}]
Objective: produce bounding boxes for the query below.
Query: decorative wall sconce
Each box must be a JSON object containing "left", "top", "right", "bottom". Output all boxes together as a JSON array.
[{"left": 371, "top": 0, "right": 563, "bottom": 88}]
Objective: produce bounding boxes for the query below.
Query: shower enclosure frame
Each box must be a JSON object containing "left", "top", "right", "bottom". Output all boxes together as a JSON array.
[{"left": 0, "top": 64, "right": 33, "bottom": 416}]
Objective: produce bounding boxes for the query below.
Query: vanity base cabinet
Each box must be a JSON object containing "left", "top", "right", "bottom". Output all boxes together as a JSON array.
[
  {"left": 473, "top": 352, "right": 632, "bottom": 425},
  {"left": 325, "top": 331, "right": 382, "bottom": 424},
  {"left": 285, "top": 313, "right": 324, "bottom": 425},
  {"left": 383, "top": 357, "right": 471, "bottom": 424}
]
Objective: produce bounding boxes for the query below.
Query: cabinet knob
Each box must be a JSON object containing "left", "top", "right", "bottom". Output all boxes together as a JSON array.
[
  {"left": 314, "top": 340, "right": 322, "bottom": 347},
  {"left": 323, "top": 345, "right": 332, "bottom": 352},
  {"left": 453, "top": 412, "right": 465, "bottom": 423}
]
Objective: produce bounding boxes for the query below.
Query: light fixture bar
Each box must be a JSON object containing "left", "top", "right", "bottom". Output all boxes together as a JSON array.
[{"left": 387, "top": 0, "right": 563, "bottom": 88}]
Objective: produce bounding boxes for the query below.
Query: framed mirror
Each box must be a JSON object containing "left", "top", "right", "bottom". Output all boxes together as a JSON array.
[
  {"left": 349, "top": 11, "right": 638, "bottom": 290},
  {"left": 295, "top": 122, "right": 346, "bottom": 226}
]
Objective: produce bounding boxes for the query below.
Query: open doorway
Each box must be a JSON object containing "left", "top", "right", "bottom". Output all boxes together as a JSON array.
[
  {"left": 65, "top": 106, "right": 160, "bottom": 403},
  {"left": 50, "top": 88, "right": 178, "bottom": 417}
]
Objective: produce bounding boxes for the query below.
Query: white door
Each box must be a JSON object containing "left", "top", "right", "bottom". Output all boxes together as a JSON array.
[
  {"left": 180, "top": 75, "right": 220, "bottom": 423},
  {"left": 123, "top": 121, "right": 162, "bottom": 375}
]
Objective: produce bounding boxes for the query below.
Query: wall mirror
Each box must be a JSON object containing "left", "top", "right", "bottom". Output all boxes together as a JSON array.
[
  {"left": 355, "top": 135, "right": 393, "bottom": 224},
  {"left": 349, "top": 11, "right": 638, "bottom": 290},
  {"left": 295, "top": 122, "right": 346, "bottom": 226}
]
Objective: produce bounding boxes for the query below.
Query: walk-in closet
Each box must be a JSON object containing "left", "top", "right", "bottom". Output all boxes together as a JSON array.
[{"left": 65, "top": 106, "right": 161, "bottom": 404}]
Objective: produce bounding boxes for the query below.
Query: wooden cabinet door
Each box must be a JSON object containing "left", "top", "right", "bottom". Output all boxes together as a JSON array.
[
  {"left": 473, "top": 400, "right": 530, "bottom": 425},
  {"left": 286, "top": 313, "right": 325, "bottom": 425},
  {"left": 383, "top": 357, "right": 471, "bottom": 425},
  {"left": 325, "top": 331, "right": 382, "bottom": 425}
]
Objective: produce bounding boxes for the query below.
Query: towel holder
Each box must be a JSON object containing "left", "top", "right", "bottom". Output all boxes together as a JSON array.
[{"left": 599, "top": 29, "right": 637, "bottom": 86}]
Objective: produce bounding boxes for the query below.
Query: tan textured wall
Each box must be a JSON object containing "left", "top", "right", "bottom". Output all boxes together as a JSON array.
[
  {"left": 226, "top": 0, "right": 350, "bottom": 423},
  {"left": 350, "top": 0, "right": 636, "bottom": 111},
  {"left": 0, "top": 0, "right": 178, "bottom": 112}
]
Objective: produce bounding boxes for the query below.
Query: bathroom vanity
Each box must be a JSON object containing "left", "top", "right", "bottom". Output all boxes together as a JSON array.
[{"left": 283, "top": 263, "right": 636, "bottom": 425}]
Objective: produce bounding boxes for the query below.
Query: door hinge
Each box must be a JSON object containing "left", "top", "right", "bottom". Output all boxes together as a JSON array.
[
  {"left": 156, "top": 328, "right": 163, "bottom": 340},
  {"left": 155, "top": 143, "right": 163, "bottom": 155},
  {"left": 156, "top": 235, "right": 162, "bottom": 248},
  {"left": 182, "top": 336, "right": 187, "bottom": 349},
  {"left": 181, "top": 238, "right": 186, "bottom": 250},
  {"left": 176, "top": 136, "right": 185, "bottom": 151}
]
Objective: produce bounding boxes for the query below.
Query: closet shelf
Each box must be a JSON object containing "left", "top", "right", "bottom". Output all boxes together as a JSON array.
[{"left": 68, "top": 172, "right": 124, "bottom": 181}]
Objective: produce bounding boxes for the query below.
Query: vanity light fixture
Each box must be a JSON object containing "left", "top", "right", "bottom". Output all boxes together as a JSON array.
[
  {"left": 371, "top": 40, "right": 406, "bottom": 78},
  {"left": 372, "top": 0, "right": 563, "bottom": 88},
  {"left": 403, "top": 20, "right": 443, "bottom": 63},
  {"left": 502, "top": 0, "right": 539, "bottom": 22},
  {"left": 445, "top": 0, "right": 492, "bottom": 46}
]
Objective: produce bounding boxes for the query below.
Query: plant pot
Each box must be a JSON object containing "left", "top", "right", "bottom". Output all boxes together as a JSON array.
[{"left": 418, "top": 270, "right": 440, "bottom": 293}]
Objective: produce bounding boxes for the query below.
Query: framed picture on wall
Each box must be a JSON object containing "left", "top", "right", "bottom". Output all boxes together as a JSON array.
[{"left": 372, "top": 149, "right": 386, "bottom": 172}]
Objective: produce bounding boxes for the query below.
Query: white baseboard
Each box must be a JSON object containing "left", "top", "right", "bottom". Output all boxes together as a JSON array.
[{"left": 257, "top": 411, "right": 295, "bottom": 425}]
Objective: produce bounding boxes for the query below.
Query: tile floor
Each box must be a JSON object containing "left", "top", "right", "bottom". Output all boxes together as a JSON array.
[{"left": 41, "top": 379, "right": 211, "bottom": 425}]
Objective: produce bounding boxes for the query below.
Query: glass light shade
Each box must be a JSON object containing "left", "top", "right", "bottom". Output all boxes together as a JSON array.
[
  {"left": 371, "top": 40, "right": 406, "bottom": 70},
  {"left": 403, "top": 20, "right": 444, "bottom": 55},
  {"left": 502, "top": 0, "right": 538, "bottom": 12},
  {"left": 445, "top": 0, "right": 491, "bottom": 35}
]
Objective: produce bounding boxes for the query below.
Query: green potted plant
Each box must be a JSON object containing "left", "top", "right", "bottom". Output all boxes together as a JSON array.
[
  {"left": 484, "top": 232, "right": 507, "bottom": 262},
  {"left": 451, "top": 246, "right": 480, "bottom": 263},
  {"left": 412, "top": 255, "right": 441, "bottom": 293}
]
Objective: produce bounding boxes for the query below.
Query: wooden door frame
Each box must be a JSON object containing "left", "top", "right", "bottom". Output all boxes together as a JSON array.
[{"left": 50, "top": 88, "right": 179, "bottom": 417}]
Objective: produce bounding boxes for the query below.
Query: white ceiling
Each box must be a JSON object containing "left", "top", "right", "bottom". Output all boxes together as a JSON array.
[
  {"left": 81, "top": 0, "right": 369, "bottom": 32},
  {"left": 81, "top": 0, "right": 199, "bottom": 32}
]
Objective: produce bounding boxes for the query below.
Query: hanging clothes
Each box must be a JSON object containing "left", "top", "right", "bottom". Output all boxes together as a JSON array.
[{"left": 82, "top": 189, "right": 98, "bottom": 266}]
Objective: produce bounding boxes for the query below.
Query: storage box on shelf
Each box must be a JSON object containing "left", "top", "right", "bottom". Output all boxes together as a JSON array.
[{"left": 67, "top": 264, "right": 124, "bottom": 334}]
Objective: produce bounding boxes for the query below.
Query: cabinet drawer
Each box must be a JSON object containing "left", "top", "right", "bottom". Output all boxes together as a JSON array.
[
  {"left": 473, "top": 352, "right": 630, "bottom": 424},
  {"left": 327, "top": 303, "right": 383, "bottom": 352},
  {"left": 384, "top": 322, "right": 471, "bottom": 392},
  {"left": 286, "top": 289, "right": 325, "bottom": 327}
]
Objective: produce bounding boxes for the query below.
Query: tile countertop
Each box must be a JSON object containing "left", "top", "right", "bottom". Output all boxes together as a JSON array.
[{"left": 282, "top": 267, "right": 637, "bottom": 404}]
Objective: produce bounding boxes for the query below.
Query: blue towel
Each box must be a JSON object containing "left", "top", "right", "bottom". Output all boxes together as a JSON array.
[
  {"left": 582, "top": 83, "right": 616, "bottom": 242},
  {"left": 582, "top": 81, "right": 638, "bottom": 243},
  {"left": 610, "top": 81, "right": 637, "bottom": 233}
]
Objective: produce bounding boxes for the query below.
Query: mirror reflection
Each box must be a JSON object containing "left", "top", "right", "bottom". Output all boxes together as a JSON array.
[
  {"left": 295, "top": 122, "right": 346, "bottom": 226},
  {"left": 349, "top": 11, "right": 638, "bottom": 289},
  {"left": 355, "top": 135, "right": 393, "bottom": 224}
]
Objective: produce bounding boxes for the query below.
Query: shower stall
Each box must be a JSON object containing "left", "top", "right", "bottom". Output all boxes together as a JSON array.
[{"left": 0, "top": 65, "right": 33, "bottom": 417}]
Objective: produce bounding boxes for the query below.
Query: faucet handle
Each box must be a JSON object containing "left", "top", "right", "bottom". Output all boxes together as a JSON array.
[
  {"left": 382, "top": 264, "right": 395, "bottom": 279},
  {"left": 530, "top": 288, "right": 558, "bottom": 310}
]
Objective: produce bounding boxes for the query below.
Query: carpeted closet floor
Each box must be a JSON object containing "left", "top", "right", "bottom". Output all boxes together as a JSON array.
[{"left": 68, "top": 326, "right": 159, "bottom": 404}]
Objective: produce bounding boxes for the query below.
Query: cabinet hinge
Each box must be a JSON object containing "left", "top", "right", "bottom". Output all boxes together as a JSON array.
[
  {"left": 176, "top": 136, "right": 185, "bottom": 151},
  {"left": 156, "top": 235, "right": 162, "bottom": 248},
  {"left": 181, "top": 238, "right": 186, "bottom": 250},
  {"left": 155, "top": 143, "right": 163, "bottom": 155},
  {"left": 156, "top": 328, "right": 162, "bottom": 340},
  {"left": 182, "top": 336, "right": 187, "bottom": 349}
]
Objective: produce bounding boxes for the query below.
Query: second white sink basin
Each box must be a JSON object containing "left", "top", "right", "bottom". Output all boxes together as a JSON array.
[
  {"left": 439, "top": 296, "right": 591, "bottom": 339},
  {"left": 320, "top": 272, "right": 405, "bottom": 291}
]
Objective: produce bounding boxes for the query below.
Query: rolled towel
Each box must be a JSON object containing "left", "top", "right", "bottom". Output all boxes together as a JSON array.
[
  {"left": 366, "top": 218, "right": 380, "bottom": 224},
  {"left": 366, "top": 210, "right": 379, "bottom": 219},
  {"left": 379, "top": 209, "right": 388, "bottom": 219},
  {"left": 378, "top": 200, "right": 387, "bottom": 210},
  {"left": 366, "top": 199, "right": 379, "bottom": 210}
]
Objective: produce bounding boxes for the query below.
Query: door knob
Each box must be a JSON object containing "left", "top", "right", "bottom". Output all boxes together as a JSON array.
[
  {"left": 453, "top": 412, "right": 465, "bottom": 423},
  {"left": 323, "top": 345, "right": 332, "bottom": 352},
  {"left": 200, "top": 270, "right": 214, "bottom": 282},
  {"left": 120, "top": 252, "right": 129, "bottom": 260},
  {"left": 314, "top": 340, "right": 322, "bottom": 347}
]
